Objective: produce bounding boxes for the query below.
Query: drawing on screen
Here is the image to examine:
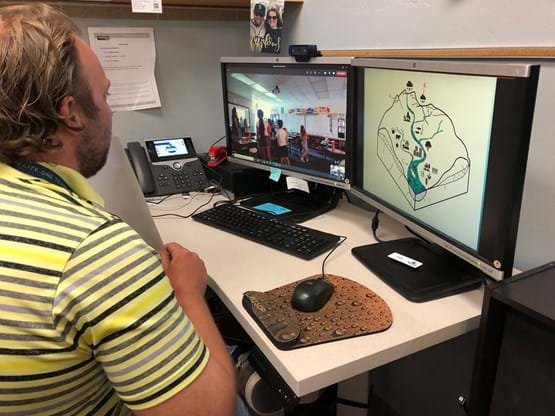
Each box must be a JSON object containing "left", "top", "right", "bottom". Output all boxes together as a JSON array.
[{"left": 376, "top": 81, "right": 470, "bottom": 210}]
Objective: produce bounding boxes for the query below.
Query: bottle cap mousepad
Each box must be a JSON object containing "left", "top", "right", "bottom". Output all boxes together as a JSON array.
[{"left": 242, "top": 275, "right": 393, "bottom": 350}]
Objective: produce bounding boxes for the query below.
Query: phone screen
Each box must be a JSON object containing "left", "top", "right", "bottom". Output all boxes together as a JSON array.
[{"left": 153, "top": 138, "right": 189, "bottom": 158}]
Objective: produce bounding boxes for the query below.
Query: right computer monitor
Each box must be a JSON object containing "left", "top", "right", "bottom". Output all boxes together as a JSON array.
[{"left": 350, "top": 58, "right": 539, "bottom": 301}]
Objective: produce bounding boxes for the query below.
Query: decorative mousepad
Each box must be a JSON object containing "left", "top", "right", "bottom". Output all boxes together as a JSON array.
[{"left": 242, "top": 274, "right": 393, "bottom": 350}]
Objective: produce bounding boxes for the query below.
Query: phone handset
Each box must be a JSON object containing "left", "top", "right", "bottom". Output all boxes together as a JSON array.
[{"left": 127, "top": 141, "right": 155, "bottom": 194}]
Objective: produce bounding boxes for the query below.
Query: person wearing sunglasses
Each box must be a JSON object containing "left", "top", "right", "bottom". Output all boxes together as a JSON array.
[
  {"left": 262, "top": 8, "right": 283, "bottom": 53},
  {"left": 266, "top": 9, "right": 282, "bottom": 30}
]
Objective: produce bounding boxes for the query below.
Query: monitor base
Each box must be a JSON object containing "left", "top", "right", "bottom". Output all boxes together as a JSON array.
[
  {"left": 352, "top": 238, "right": 484, "bottom": 302},
  {"left": 240, "top": 185, "right": 342, "bottom": 223}
]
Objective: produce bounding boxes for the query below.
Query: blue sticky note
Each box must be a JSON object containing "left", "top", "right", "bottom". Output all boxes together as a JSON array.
[
  {"left": 269, "top": 167, "right": 282, "bottom": 182},
  {"left": 254, "top": 202, "right": 292, "bottom": 216}
]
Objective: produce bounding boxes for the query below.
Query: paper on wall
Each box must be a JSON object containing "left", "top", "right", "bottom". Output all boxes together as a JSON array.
[
  {"left": 131, "top": 0, "right": 162, "bottom": 14},
  {"left": 88, "top": 27, "right": 161, "bottom": 112}
]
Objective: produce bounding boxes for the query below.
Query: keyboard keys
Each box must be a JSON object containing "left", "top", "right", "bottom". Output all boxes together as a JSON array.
[{"left": 192, "top": 204, "right": 339, "bottom": 260}]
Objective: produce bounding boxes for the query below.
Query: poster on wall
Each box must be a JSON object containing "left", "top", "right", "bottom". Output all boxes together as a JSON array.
[
  {"left": 88, "top": 27, "right": 161, "bottom": 112},
  {"left": 250, "top": 0, "right": 285, "bottom": 54}
]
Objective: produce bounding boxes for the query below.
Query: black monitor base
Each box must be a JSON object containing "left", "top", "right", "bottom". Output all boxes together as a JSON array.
[
  {"left": 352, "top": 238, "right": 484, "bottom": 302},
  {"left": 240, "top": 185, "right": 342, "bottom": 223}
]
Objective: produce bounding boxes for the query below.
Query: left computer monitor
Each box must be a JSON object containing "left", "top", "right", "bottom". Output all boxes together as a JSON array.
[{"left": 220, "top": 57, "right": 354, "bottom": 221}]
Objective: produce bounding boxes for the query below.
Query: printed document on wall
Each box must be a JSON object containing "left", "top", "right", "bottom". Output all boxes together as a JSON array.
[
  {"left": 88, "top": 27, "right": 161, "bottom": 112},
  {"left": 131, "top": 0, "right": 162, "bottom": 14}
]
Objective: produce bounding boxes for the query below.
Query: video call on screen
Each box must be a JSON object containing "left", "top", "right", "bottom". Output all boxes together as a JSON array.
[{"left": 225, "top": 64, "right": 349, "bottom": 183}]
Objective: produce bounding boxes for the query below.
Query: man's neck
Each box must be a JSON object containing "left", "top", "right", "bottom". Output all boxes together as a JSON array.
[
  {"left": 28, "top": 152, "right": 79, "bottom": 172},
  {"left": 27, "top": 130, "right": 80, "bottom": 171}
]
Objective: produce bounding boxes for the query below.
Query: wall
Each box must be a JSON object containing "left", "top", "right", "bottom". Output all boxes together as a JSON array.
[
  {"left": 287, "top": 0, "right": 555, "bottom": 50},
  {"left": 61, "top": 0, "right": 300, "bottom": 154},
  {"left": 287, "top": 0, "right": 555, "bottom": 272},
  {"left": 70, "top": 9, "right": 252, "bottom": 153}
]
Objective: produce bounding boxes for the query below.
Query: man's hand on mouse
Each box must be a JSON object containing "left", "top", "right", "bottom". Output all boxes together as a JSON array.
[{"left": 160, "top": 242, "right": 207, "bottom": 299}]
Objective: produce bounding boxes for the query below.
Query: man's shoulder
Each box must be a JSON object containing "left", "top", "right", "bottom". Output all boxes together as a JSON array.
[{"left": 0, "top": 175, "right": 117, "bottom": 230}]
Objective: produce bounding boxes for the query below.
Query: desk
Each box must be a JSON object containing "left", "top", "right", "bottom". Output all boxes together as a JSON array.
[{"left": 150, "top": 194, "right": 483, "bottom": 397}]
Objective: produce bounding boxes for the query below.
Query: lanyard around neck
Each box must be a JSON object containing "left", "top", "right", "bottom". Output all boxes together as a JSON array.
[{"left": 10, "top": 161, "right": 73, "bottom": 193}]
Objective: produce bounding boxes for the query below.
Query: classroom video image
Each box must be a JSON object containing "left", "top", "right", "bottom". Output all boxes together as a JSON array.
[{"left": 226, "top": 70, "right": 348, "bottom": 181}]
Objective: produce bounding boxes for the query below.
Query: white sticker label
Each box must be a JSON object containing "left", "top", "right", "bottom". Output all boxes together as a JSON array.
[
  {"left": 286, "top": 177, "right": 310, "bottom": 194},
  {"left": 132, "top": 0, "right": 162, "bottom": 14},
  {"left": 388, "top": 252, "right": 423, "bottom": 269}
]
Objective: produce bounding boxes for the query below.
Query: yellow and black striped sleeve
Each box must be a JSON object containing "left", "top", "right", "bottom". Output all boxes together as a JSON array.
[{"left": 53, "top": 219, "right": 210, "bottom": 410}]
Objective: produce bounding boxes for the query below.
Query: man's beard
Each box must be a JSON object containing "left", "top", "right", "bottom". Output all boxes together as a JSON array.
[{"left": 77, "top": 122, "right": 111, "bottom": 178}]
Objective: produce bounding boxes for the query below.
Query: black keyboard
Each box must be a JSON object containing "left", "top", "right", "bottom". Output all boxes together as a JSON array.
[{"left": 192, "top": 204, "right": 340, "bottom": 260}]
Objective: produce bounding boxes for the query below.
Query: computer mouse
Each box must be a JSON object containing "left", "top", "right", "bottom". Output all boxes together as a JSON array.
[{"left": 291, "top": 278, "right": 335, "bottom": 312}]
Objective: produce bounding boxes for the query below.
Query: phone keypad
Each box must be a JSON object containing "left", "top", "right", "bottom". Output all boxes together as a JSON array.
[
  {"left": 157, "top": 168, "right": 206, "bottom": 190},
  {"left": 172, "top": 171, "right": 193, "bottom": 189},
  {"left": 154, "top": 162, "right": 208, "bottom": 193},
  {"left": 157, "top": 172, "right": 171, "bottom": 188}
]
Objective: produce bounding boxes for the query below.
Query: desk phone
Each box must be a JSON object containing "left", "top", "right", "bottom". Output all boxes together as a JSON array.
[{"left": 127, "top": 137, "right": 209, "bottom": 197}]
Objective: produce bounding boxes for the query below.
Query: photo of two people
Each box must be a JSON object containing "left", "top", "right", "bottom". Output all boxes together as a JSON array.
[{"left": 250, "top": 0, "right": 284, "bottom": 54}]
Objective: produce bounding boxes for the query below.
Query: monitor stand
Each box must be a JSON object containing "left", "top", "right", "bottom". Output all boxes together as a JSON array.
[
  {"left": 352, "top": 238, "right": 484, "bottom": 302},
  {"left": 240, "top": 184, "right": 342, "bottom": 223}
]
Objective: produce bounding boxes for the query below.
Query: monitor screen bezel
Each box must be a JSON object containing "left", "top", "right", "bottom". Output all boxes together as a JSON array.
[
  {"left": 221, "top": 56, "right": 354, "bottom": 190},
  {"left": 351, "top": 58, "right": 539, "bottom": 281}
]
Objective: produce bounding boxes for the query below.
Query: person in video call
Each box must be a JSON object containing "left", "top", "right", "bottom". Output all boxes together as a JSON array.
[
  {"left": 276, "top": 120, "right": 290, "bottom": 165},
  {"left": 242, "top": 118, "right": 249, "bottom": 136},
  {"left": 300, "top": 125, "right": 310, "bottom": 162},
  {"left": 266, "top": 118, "right": 276, "bottom": 156},
  {"left": 231, "top": 107, "right": 241, "bottom": 142},
  {"left": 250, "top": 3, "right": 266, "bottom": 52},
  {"left": 257, "top": 109, "right": 272, "bottom": 161},
  {"left": 0, "top": 4, "right": 244, "bottom": 415},
  {"left": 262, "top": 8, "right": 282, "bottom": 53}
]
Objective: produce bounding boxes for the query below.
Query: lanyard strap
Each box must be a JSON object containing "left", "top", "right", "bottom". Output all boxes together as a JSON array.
[{"left": 11, "top": 161, "right": 73, "bottom": 193}]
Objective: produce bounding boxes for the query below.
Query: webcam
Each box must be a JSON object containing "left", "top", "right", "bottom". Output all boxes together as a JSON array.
[{"left": 288, "top": 44, "right": 322, "bottom": 62}]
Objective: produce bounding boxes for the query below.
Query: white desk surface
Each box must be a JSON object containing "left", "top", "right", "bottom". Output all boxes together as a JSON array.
[{"left": 150, "top": 194, "right": 484, "bottom": 397}]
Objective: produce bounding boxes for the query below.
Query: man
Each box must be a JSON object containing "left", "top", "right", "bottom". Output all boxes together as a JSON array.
[
  {"left": 249, "top": 3, "right": 266, "bottom": 52},
  {"left": 0, "top": 4, "right": 236, "bottom": 415}
]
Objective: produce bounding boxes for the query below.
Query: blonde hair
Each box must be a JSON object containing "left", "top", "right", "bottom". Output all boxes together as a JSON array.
[{"left": 0, "top": 3, "right": 97, "bottom": 162}]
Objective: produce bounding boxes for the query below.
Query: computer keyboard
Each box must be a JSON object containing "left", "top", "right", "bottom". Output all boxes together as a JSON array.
[{"left": 192, "top": 203, "right": 340, "bottom": 260}]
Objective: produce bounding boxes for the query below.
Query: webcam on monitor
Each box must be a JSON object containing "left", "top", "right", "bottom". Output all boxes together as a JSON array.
[{"left": 288, "top": 44, "right": 321, "bottom": 62}]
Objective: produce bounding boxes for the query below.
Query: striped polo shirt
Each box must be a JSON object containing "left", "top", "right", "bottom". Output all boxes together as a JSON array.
[{"left": 0, "top": 162, "right": 209, "bottom": 415}]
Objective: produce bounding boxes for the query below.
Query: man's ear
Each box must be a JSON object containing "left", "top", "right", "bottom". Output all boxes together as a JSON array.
[{"left": 58, "top": 95, "right": 85, "bottom": 132}]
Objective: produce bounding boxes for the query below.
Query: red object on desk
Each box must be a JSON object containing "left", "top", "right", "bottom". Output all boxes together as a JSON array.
[{"left": 207, "top": 145, "right": 227, "bottom": 167}]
